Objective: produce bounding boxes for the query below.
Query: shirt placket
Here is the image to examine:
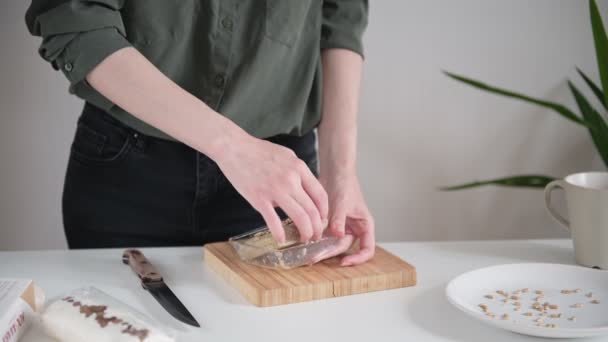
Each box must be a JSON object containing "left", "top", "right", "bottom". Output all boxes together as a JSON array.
[{"left": 203, "top": 1, "right": 237, "bottom": 110}]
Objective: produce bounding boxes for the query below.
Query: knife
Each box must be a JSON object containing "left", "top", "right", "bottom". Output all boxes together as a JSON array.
[{"left": 122, "top": 249, "right": 200, "bottom": 327}]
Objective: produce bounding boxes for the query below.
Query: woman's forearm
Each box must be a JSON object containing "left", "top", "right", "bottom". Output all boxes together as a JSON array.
[
  {"left": 86, "top": 47, "right": 329, "bottom": 242},
  {"left": 86, "top": 47, "right": 245, "bottom": 161},
  {"left": 318, "top": 49, "right": 363, "bottom": 179}
]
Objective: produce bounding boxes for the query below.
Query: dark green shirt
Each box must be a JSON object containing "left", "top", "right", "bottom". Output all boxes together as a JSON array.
[{"left": 26, "top": 0, "right": 368, "bottom": 140}]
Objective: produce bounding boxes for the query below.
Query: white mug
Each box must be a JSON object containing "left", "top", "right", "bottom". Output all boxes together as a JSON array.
[{"left": 544, "top": 172, "right": 608, "bottom": 269}]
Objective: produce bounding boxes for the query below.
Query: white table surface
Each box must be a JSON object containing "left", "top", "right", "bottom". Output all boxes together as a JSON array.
[{"left": 2, "top": 239, "right": 606, "bottom": 342}]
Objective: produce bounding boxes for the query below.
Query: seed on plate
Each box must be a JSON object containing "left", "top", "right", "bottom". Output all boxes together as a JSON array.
[
  {"left": 561, "top": 289, "right": 572, "bottom": 294},
  {"left": 486, "top": 312, "right": 495, "bottom": 318},
  {"left": 522, "top": 288, "right": 530, "bottom": 293},
  {"left": 484, "top": 294, "right": 495, "bottom": 300},
  {"left": 513, "top": 301, "right": 521, "bottom": 306},
  {"left": 514, "top": 290, "right": 522, "bottom": 295},
  {"left": 523, "top": 312, "right": 533, "bottom": 317},
  {"left": 548, "top": 304, "right": 559, "bottom": 310},
  {"left": 535, "top": 290, "right": 544, "bottom": 295},
  {"left": 478, "top": 304, "right": 489, "bottom": 311},
  {"left": 496, "top": 290, "right": 508, "bottom": 297},
  {"left": 545, "top": 323, "right": 557, "bottom": 328},
  {"left": 571, "top": 303, "right": 583, "bottom": 308},
  {"left": 534, "top": 318, "right": 544, "bottom": 323},
  {"left": 590, "top": 299, "right": 600, "bottom": 304},
  {"left": 574, "top": 288, "right": 582, "bottom": 293},
  {"left": 534, "top": 295, "right": 544, "bottom": 301},
  {"left": 501, "top": 314, "right": 510, "bottom": 320},
  {"left": 510, "top": 295, "right": 520, "bottom": 300},
  {"left": 549, "top": 313, "right": 562, "bottom": 318},
  {"left": 568, "top": 316, "right": 576, "bottom": 321},
  {"left": 586, "top": 292, "right": 593, "bottom": 298},
  {"left": 514, "top": 307, "right": 521, "bottom": 311}
]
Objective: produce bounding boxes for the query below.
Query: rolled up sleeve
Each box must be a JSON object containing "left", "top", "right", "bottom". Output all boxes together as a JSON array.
[
  {"left": 320, "top": 0, "right": 368, "bottom": 57},
  {"left": 26, "top": 1, "right": 131, "bottom": 110}
]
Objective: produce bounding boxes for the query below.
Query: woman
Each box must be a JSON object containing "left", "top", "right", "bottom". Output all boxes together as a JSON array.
[{"left": 26, "top": 0, "right": 374, "bottom": 266}]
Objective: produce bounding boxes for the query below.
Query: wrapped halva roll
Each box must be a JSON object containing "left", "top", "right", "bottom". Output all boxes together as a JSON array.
[{"left": 41, "top": 287, "right": 174, "bottom": 342}]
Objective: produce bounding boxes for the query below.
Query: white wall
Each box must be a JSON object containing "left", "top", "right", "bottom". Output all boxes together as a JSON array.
[{"left": 0, "top": 0, "right": 605, "bottom": 250}]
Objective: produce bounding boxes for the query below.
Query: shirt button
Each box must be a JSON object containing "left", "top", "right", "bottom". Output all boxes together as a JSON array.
[
  {"left": 64, "top": 62, "right": 73, "bottom": 72},
  {"left": 221, "top": 17, "right": 233, "bottom": 30},
  {"left": 214, "top": 74, "right": 226, "bottom": 88}
]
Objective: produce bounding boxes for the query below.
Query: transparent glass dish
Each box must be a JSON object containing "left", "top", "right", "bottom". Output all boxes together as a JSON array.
[{"left": 229, "top": 219, "right": 340, "bottom": 269}]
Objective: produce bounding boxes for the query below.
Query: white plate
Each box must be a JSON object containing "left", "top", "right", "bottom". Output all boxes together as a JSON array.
[{"left": 446, "top": 263, "right": 608, "bottom": 338}]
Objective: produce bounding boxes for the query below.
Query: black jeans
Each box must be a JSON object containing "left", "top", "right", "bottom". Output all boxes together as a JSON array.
[{"left": 63, "top": 103, "right": 318, "bottom": 249}]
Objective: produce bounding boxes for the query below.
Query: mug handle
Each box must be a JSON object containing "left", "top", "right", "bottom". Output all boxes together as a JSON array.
[{"left": 544, "top": 180, "right": 570, "bottom": 231}]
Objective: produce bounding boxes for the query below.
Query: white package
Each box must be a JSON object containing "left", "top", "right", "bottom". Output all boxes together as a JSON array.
[
  {"left": 0, "top": 279, "right": 43, "bottom": 342},
  {"left": 41, "top": 287, "right": 174, "bottom": 342}
]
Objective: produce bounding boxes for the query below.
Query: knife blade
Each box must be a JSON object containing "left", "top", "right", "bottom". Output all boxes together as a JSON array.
[{"left": 122, "top": 249, "right": 200, "bottom": 327}]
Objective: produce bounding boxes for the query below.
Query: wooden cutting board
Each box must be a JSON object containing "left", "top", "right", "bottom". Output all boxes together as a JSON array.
[{"left": 203, "top": 242, "right": 416, "bottom": 307}]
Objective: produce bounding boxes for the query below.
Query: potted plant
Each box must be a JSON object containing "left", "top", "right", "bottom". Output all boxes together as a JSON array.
[{"left": 442, "top": 0, "right": 608, "bottom": 191}]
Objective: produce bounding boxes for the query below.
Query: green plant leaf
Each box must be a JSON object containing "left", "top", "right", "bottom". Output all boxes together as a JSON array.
[
  {"left": 577, "top": 67, "right": 607, "bottom": 111},
  {"left": 590, "top": 0, "right": 608, "bottom": 107},
  {"left": 444, "top": 71, "right": 586, "bottom": 126},
  {"left": 440, "top": 175, "right": 556, "bottom": 191},
  {"left": 568, "top": 81, "right": 608, "bottom": 167}
]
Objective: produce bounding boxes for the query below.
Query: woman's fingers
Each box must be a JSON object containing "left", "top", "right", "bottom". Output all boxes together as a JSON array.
[
  {"left": 258, "top": 164, "right": 325, "bottom": 243},
  {"left": 299, "top": 162, "right": 329, "bottom": 222},
  {"left": 341, "top": 218, "right": 375, "bottom": 266},
  {"left": 290, "top": 187, "right": 324, "bottom": 240},
  {"left": 284, "top": 160, "right": 326, "bottom": 241},
  {"left": 329, "top": 204, "right": 347, "bottom": 238},
  {"left": 309, "top": 234, "right": 354, "bottom": 264},
  {"left": 257, "top": 202, "right": 286, "bottom": 243},
  {"left": 276, "top": 194, "right": 314, "bottom": 242}
]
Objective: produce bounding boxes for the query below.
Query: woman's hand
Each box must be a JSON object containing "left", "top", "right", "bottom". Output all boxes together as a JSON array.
[
  {"left": 320, "top": 173, "right": 375, "bottom": 266},
  {"left": 315, "top": 48, "right": 373, "bottom": 266},
  {"left": 214, "top": 133, "right": 329, "bottom": 244}
]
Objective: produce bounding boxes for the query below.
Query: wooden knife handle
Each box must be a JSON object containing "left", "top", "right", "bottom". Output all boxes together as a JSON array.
[{"left": 122, "top": 249, "right": 163, "bottom": 283}]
